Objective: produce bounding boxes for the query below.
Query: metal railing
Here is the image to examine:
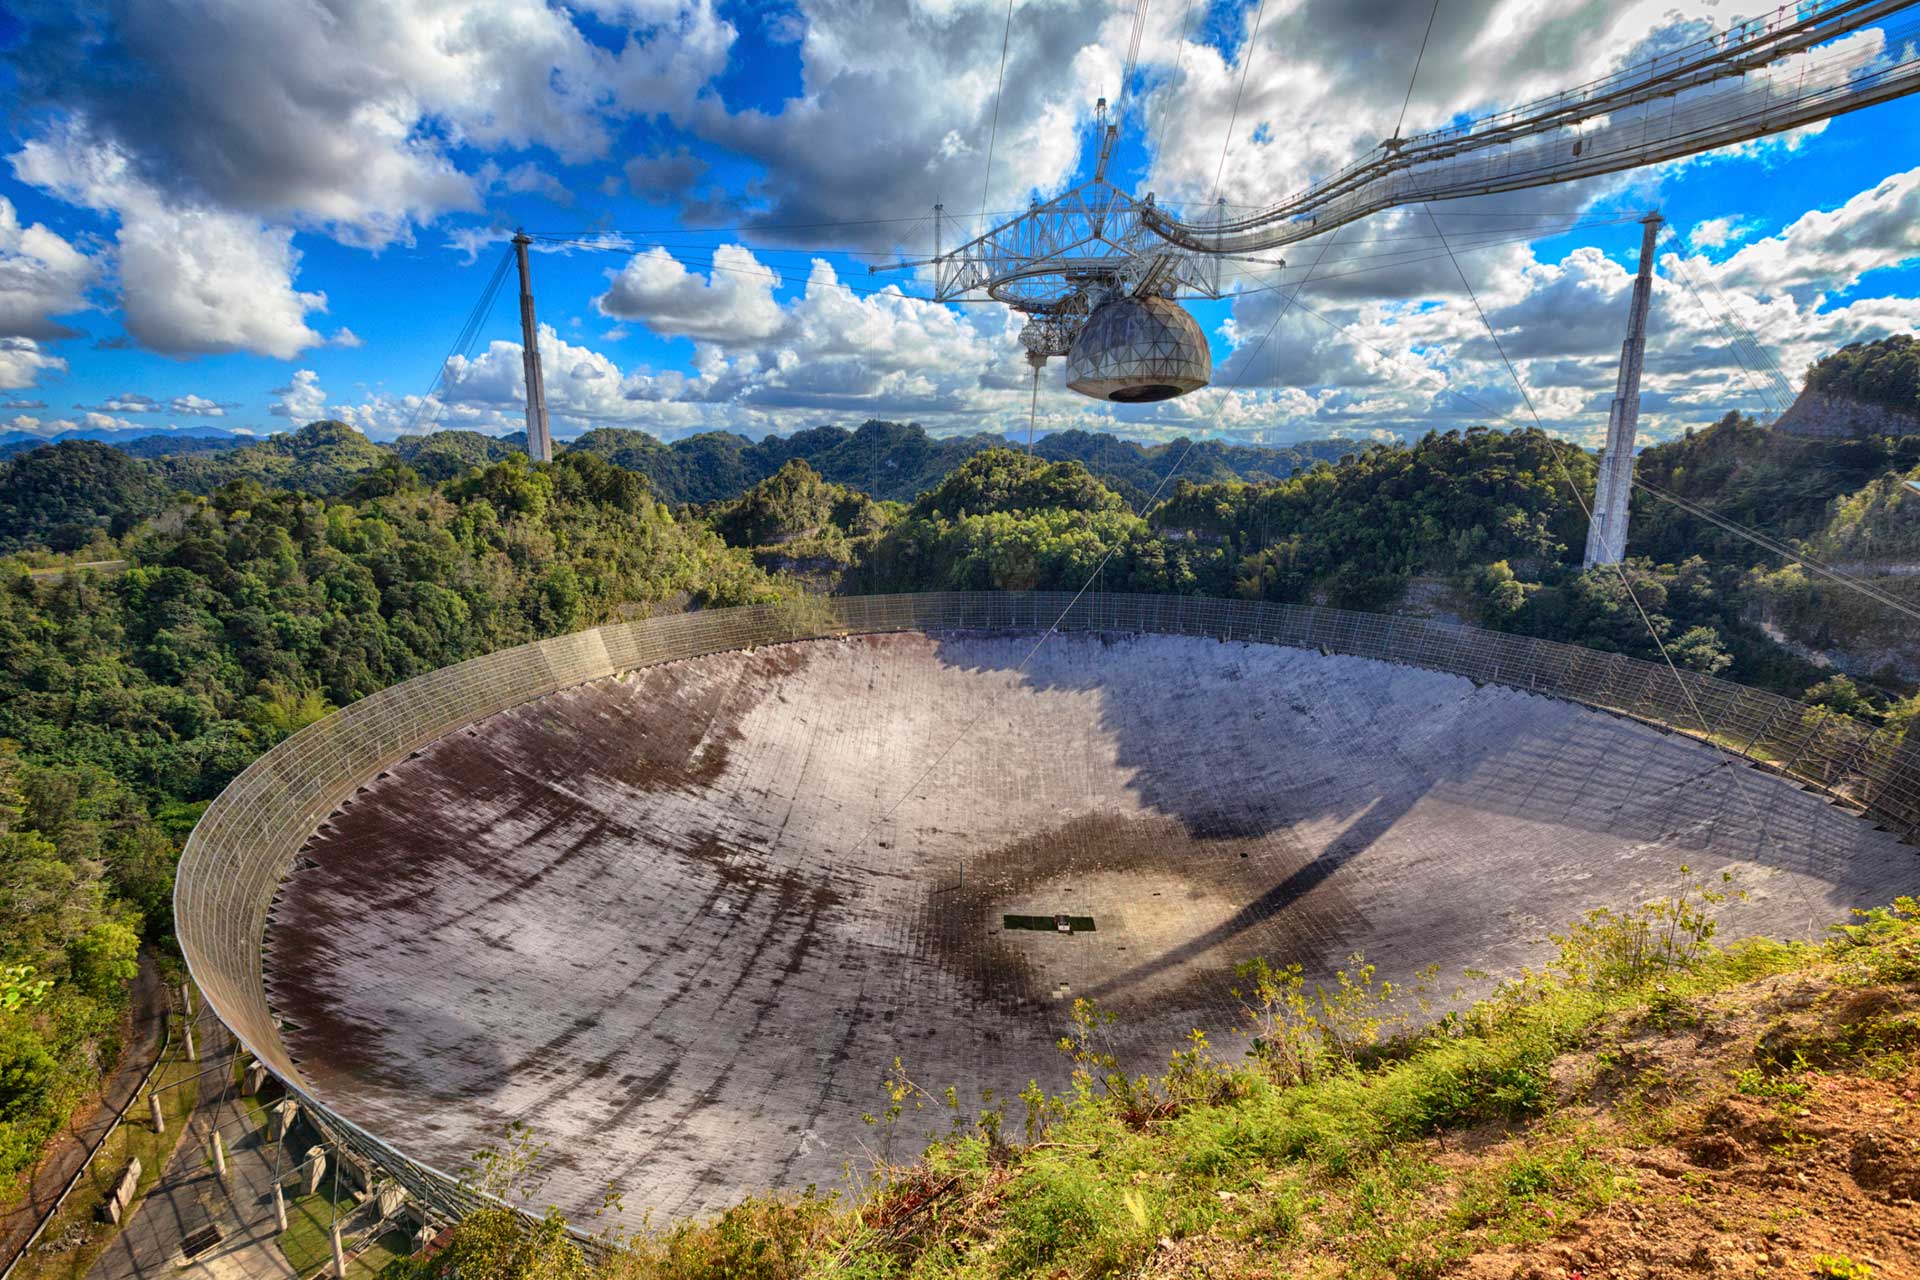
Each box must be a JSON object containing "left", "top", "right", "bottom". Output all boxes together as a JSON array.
[
  {"left": 0, "top": 1012, "right": 175, "bottom": 1280},
  {"left": 174, "top": 591, "right": 1920, "bottom": 1232}
]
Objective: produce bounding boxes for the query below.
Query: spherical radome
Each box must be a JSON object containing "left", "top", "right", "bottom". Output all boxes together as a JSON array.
[{"left": 1066, "top": 295, "right": 1211, "bottom": 402}]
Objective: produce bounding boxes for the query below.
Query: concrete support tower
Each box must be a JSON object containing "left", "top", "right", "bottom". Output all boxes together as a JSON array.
[
  {"left": 511, "top": 232, "right": 553, "bottom": 464},
  {"left": 1584, "top": 211, "right": 1664, "bottom": 568}
]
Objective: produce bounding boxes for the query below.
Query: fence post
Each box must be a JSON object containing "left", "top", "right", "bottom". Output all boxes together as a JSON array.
[{"left": 150, "top": 1092, "right": 164, "bottom": 1134}]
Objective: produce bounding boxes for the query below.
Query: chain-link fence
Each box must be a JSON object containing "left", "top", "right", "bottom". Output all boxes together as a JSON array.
[{"left": 175, "top": 590, "right": 1920, "bottom": 1232}]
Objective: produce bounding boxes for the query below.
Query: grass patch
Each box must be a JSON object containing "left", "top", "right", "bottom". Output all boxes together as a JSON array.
[
  {"left": 1450, "top": 1135, "right": 1628, "bottom": 1247},
  {"left": 280, "top": 1180, "right": 406, "bottom": 1280},
  {"left": 8, "top": 1049, "right": 201, "bottom": 1280}
]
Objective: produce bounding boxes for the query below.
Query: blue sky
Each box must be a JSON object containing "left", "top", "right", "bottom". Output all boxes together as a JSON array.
[{"left": 2, "top": 0, "right": 1919, "bottom": 449}]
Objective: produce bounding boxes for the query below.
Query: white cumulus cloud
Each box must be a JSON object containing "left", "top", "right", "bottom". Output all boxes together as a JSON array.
[
  {"left": 271, "top": 369, "right": 328, "bottom": 421},
  {"left": 13, "top": 126, "right": 328, "bottom": 359},
  {"left": 0, "top": 337, "right": 67, "bottom": 391},
  {"left": 0, "top": 196, "right": 96, "bottom": 341},
  {"left": 594, "top": 245, "right": 786, "bottom": 343}
]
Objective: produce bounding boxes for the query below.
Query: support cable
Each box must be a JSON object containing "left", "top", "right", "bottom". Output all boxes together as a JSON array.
[
  {"left": 1149, "top": 1, "right": 1920, "bottom": 254},
  {"left": 979, "top": 0, "right": 1018, "bottom": 237},
  {"left": 1658, "top": 234, "right": 1784, "bottom": 412},
  {"left": 529, "top": 207, "right": 1633, "bottom": 300},
  {"left": 1633, "top": 478, "right": 1920, "bottom": 625},
  {"left": 1424, "top": 204, "right": 1810, "bottom": 913},
  {"left": 1662, "top": 225, "right": 1797, "bottom": 410},
  {"left": 1026, "top": 361, "right": 1041, "bottom": 454},
  {"left": 1280, "top": 284, "right": 1920, "bottom": 633},
  {"left": 1210, "top": 0, "right": 1271, "bottom": 204},
  {"left": 1111, "top": 0, "right": 1154, "bottom": 120},
  {"left": 1422, "top": 202, "right": 1720, "bottom": 737},
  {"left": 1392, "top": 0, "right": 1444, "bottom": 142},
  {"left": 1664, "top": 249, "right": 1787, "bottom": 416},
  {"left": 1148, "top": 0, "right": 1200, "bottom": 161},
  {"left": 404, "top": 246, "right": 513, "bottom": 435},
  {"left": 536, "top": 210, "right": 1645, "bottom": 308},
  {"left": 1672, "top": 225, "right": 1796, "bottom": 398}
]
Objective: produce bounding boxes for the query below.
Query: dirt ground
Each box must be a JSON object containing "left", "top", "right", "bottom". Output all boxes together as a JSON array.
[
  {"left": 1453, "top": 973, "right": 1920, "bottom": 1280},
  {"left": 0, "top": 955, "right": 168, "bottom": 1273}
]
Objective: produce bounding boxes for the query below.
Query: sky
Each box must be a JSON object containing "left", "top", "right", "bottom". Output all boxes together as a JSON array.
[{"left": 1, "top": 0, "right": 1919, "bottom": 451}]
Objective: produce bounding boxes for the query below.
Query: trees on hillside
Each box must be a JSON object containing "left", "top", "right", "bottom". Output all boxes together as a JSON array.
[
  {"left": 1152, "top": 429, "right": 1593, "bottom": 607},
  {"left": 852, "top": 450, "right": 1225, "bottom": 594},
  {"left": 1804, "top": 334, "right": 1920, "bottom": 413},
  {"left": 0, "top": 441, "right": 171, "bottom": 553},
  {"left": 710, "top": 460, "right": 891, "bottom": 549},
  {"left": 0, "top": 747, "right": 154, "bottom": 1190},
  {"left": 1, "top": 450, "right": 787, "bottom": 805},
  {"left": 1631, "top": 412, "right": 1920, "bottom": 565},
  {"left": 155, "top": 420, "right": 393, "bottom": 497}
]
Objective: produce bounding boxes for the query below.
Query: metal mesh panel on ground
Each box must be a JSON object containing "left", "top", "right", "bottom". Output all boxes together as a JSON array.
[{"left": 175, "top": 591, "right": 1920, "bottom": 1230}]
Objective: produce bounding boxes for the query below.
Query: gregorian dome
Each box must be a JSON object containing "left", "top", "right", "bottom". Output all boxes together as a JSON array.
[{"left": 1065, "top": 293, "right": 1212, "bottom": 402}]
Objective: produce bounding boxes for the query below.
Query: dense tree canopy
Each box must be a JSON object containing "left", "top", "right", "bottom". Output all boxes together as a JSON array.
[
  {"left": 1631, "top": 412, "right": 1920, "bottom": 565},
  {"left": 154, "top": 420, "right": 394, "bottom": 497},
  {"left": 0, "top": 441, "right": 172, "bottom": 553},
  {"left": 1804, "top": 334, "right": 1920, "bottom": 413},
  {"left": 23, "top": 416, "right": 1358, "bottom": 510},
  {"left": 0, "top": 746, "right": 159, "bottom": 1190},
  {"left": 388, "top": 429, "right": 527, "bottom": 482},
  {"left": 853, "top": 450, "right": 1221, "bottom": 595},
  {"left": 1, "top": 450, "right": 785, "bottom": 805},
  {"left": 1153, "top": 428, "right": 1593, "bottom": 608},
  {"left": 709, "top": 460, "right": 892, "bottom": 549}
]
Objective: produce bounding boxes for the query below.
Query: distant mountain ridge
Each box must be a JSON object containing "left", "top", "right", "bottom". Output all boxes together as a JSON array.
[
  {"left": 0, "top": 425, "right": 247, "bottom": 461},
  {"left": 0, "top": 424, "right": 243, "bottom": 447},
  {"left": 10, "top": 417, "right": 1372, "bottom": 507},
  {"left": 564, "top": 421, "right": 1368, "bottom": 506}
]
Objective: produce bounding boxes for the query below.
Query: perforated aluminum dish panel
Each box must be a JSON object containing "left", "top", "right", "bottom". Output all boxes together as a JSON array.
[{"left": 176, "top": 592, "right": 1920, "bottom": 1229}]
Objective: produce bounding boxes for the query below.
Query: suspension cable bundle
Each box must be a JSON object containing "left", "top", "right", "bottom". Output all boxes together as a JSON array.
[{"left": 403, "top": 245, "right": 514, "bottom": 435}]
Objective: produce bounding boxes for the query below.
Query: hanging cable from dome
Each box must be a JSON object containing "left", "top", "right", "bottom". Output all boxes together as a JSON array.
[{"left": 1026, "top": 357, "right": 1041, "bottom": 454}]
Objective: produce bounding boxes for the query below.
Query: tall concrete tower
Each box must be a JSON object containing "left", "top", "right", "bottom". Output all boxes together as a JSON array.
[
  {"left": 1584, "top": 211, "right": 1664, "bottom": 568},
  {"left": 511, "top": 232, "right": 553, "bottom": 464}
]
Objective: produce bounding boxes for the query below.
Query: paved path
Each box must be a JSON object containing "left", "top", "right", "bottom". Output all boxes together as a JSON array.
[
  {"left": 86, "top": 1013, "right": 294, "bottom": 1280},
  {"left": 0, "top": 955, "right": 168, "bottom": 1273}
]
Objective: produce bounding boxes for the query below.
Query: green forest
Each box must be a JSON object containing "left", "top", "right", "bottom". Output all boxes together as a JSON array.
[
  {"left": 2, "top": 418, "right": 1362, "bottom": 519},
  {"left": 5, "top": 360, "right": 1920, "bottom": 1213},
  {"left": 1802, "top": 333, "right": 1920, "bottom": 414},
  {"left": 0, "top": 447, "right": 787, "bottom": 1191}
]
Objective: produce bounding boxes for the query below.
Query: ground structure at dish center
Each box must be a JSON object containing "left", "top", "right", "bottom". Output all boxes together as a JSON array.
[{"left": 263, "top": 630, "right": 1920, "bottom": 1226}]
